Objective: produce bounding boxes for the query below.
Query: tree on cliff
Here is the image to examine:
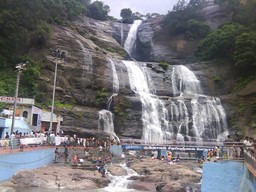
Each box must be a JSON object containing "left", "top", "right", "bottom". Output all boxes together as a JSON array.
[
  {"left": 88, "top": 1, "right": 110, "bottom": 21},
  {"left": 163, "top": 0, "right": 209, "bottom": 39},
  {"left": 120, "top": 8, "right": 133, "bottom": 24},
  {"left": 196, "top": 0, "right": 256, "bottom": 74}
]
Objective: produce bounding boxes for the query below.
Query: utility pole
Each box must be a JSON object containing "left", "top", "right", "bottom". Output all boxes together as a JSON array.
[
  {"left": 48, "top": 49, "right": 65, "bottom": 133},
  {"left": 10, "top": 62, "right": 28, "bottom": 135},
  {"left": 49, "top": 59, "right": 58, "bottom": 133}
]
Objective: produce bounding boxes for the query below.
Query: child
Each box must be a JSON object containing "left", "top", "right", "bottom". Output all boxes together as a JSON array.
[{"left": 73, "top": 154, "right": 78, "bottom": 165}]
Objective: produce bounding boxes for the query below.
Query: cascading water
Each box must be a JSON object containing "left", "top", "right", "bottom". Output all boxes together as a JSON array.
[
  {"left": 171, "top": 65, "right": 202, "bottom": 96},
  {"left": 98, "top": 109, "right": 120, "bottom": 142},
  {"left": 107, "top": 58, "right": 120, "bottom": 110},
  {"left": 75, "top": 39, "right": 93, "bottom": 73},
  {"left": 122, "top": 18, "right": 228, "bottom": 142},
  {"left": 124, "top": 20, "right": 142, "bottom": 56},
  {"left": 98, "top": 58, "right": 120, "bottom": 142},
  {"left": 123, "top": 60, "right": 168, "bottom": 144},
  {"left": 166, "top": 65, "right": 229, "bottom": 141},
  {"left": 104, "top": 163, "right": 139, "bottom": 192}
]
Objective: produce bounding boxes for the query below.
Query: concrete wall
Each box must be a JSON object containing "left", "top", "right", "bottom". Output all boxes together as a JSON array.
[
  {"left": 202, "top": 161, "right": 256, "bottom": 192},
  {"left": 0, "top": 148, "right": 55, "bottom": 181}
]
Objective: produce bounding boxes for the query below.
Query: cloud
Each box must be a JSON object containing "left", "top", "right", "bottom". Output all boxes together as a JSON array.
[{"left": 94, "top": 0, "right": 180, "bottom": 18}]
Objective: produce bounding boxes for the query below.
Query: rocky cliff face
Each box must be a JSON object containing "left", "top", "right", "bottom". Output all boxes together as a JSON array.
[{"left": 34, "top": 4, "right": 255, "bottom": 139}]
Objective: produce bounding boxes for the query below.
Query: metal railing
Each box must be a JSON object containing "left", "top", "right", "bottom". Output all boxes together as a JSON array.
[{"left": 244, "top": 149, "right": 256, "bottom": 173}]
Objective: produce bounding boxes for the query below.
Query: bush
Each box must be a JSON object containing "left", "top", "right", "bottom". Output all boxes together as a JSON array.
[
  {"left": 159, "top": 62, "right": 169, "bottom": 70},
  {"left": 196, "top": 23, "right": 246, "bottom": 60},
  {"left": 234, "top": 31, "right": 256, "bottom": 68}
]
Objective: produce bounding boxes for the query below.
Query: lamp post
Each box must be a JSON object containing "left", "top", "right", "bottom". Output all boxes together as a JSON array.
[
  {"left": 48, "top": 49, "right": 65, "bottom": 134},
  {"left": 49, "top": 59, "right": 58, "bottom": 134},
  {"left": 10, "top": 62, "right": 28, "bottom": 135}
]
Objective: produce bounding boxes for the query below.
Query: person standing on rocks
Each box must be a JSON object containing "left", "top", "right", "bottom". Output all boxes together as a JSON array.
[
  {"left": 64, "top": 145, "right": 69, "bottom": 163},
  {"left": 55, "top": 147, "right": 60, "bottom": 163}
]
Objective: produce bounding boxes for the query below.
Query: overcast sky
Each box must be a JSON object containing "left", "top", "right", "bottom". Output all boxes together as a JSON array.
[{"left": 94, "top": 0, "right": 182, "bottom": 18}]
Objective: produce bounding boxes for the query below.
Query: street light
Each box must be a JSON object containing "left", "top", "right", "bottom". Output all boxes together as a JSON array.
[
  {"left": 10, "top": 62, "right": 28, "bottom": 135},
  {"left": 49, "top": 59, "right": 58, "bottom": 133},
  {"left": 49, "top": 49, "right": 65, "bottom": 133}
]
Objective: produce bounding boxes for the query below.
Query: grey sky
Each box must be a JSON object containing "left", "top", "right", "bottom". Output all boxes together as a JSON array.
[{"left": 94, "top": 0, "right": 182, "bottom": 18}]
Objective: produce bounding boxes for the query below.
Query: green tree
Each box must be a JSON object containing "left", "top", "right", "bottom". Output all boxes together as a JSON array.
[
  {"left": 88, "top": 1, "right": 110, "bottom": 21},
  {"left": 120, "top": 8, "right": 133, "bottom": 24},
  {"left": 196, "top": 23, "right": 246, "bottom": 60},
  {"left": 234, "top": 31, "right": 256, "bottom": 68},
  {"left": 173, "top": 0, "right": 187, "bottom": 11},
  {"left": 163, "top": 0, "right": 207, "bottom": 38},
  {"left": 186, "top": 19, "right": 210, "bottom": 39},
  {"left": 187, "top": 0, "right": 207, "bottom": 8}
]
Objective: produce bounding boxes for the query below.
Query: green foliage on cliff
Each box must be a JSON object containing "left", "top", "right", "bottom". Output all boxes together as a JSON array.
[
  {"left": 0, "top": 0, "right": 110, "bottom": 99},
  {"left": 163, "top": 0, "right": 210, "bottom": 39},
  {"left": 120, "top": 8, "right": 133, "bottom": 24},
  {"left": 120, "top": 8, "right": 143, "bottom": 24},
  {"left": 159, "top": 62, "right": 169, "bottom": 70},
  {"left": 196, "top": 23, "right": 246, "bottom": 60},
  {"left": 113, "top": 99, "right": 130, "bottom": 117},
  {"left": 87, "top": 1, "right": 110, "bottom": 21},
  {"left": 196, "top": 0, "right": 256, "bottom": 72},
  {"left": 96, "top": 88, "right": 108, "bottom": 107}
]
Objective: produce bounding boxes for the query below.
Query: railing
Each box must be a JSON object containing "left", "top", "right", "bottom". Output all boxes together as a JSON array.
[
  {"left": 0, "top": 137, "right": 69, "bottom": 153},
  {"left": 244, "top": 149, "right": 256, "bottom": 176},
  {"left": 1, "top": 138, "right": 256, "bottom": 175}
]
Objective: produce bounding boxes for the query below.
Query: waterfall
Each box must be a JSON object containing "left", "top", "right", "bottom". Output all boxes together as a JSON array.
[
  {"left": 191, "top": 96, "right": 228, "bottom": 140},
  {"left": 168, "top": 65, "right": 229, "bottom": 141},
  {"left": 75, "top": 39, "right": 93, "bottom": 73},
  {"left": 107, "top": 58, "right": 120, "bottom": 110},
  {"left": 124, "top": 20, "right": 142, "bottom": 56},
  {"left": 98, "top": 109, "right": 120, "bottom": 142},
  {"left": 171, "top": 65, "right": 202, "bottom": 96},
  {"left": 123, "top": 60, "right": 168, "bottom": 144},
  {"left": 105, "top": 163, "right": 138, "bottom": 192}
]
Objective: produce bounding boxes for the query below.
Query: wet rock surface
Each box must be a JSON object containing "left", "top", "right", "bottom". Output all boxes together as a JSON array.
[
  {"left": 129, "top": 158, "right": 202, "bottom": 192},
  {"left": 0, "top": 153, "right": 202, "bottom": 192}
]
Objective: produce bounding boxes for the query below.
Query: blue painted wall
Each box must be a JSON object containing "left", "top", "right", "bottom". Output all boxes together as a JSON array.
[
  {"left": 0, "top": 149, "right": 55, "bottom": 181},
  {"left": 202, "top": 161, "right": 256, "bottom": 192}
]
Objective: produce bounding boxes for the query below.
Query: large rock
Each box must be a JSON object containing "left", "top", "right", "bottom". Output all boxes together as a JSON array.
[
  {"left": 129, "top": 158, "right": 202, "bottom": 192},
  {"left": 107, "top": 165, "right": 128, "bottom": 176},
  {"left": 1, "top": 165, "right": 110, "bottom": 190}
]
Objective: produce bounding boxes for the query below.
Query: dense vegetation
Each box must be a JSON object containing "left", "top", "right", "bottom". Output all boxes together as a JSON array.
[
  {"left": 163, "top": 0, "right": 210, "bottom": 39},
  {"left": 0, "top": 0, "right": 110, "bottom": 100},
  {"left": 196, "top": 0, "right": 256, "bottom": 75}
]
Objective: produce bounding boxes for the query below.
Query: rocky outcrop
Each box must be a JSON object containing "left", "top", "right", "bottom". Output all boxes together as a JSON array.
[
  {"left": 134, "top": 4, "right": 229, "bottom": 63},
  {"left": 136, "top": 16, "right": 193, "bottom": 63},
  {"left": 0, "top": 157, "right": 202, "bottom": 192},
  {"left": 200, "top": 4, "right": 230, "bottom": 30},
  {"left": 129, "top": 158, "right": 201, "bottom": 192},
  {"left": 0, "top": 164, "right": 110, "bottom": 190}
]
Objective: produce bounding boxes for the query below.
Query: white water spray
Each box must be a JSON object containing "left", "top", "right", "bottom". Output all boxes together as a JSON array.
[
  {"left": 98, "top": 109, "right": 120, "bottom": 142},
  {"left": 124, "top": 20, "right": 142, "bottom": 56},
  {"left": 105, "top": 163, "right": 138, "bottom": 192},
  {"left": 76, "top": 39, "right": 93, "bottom": 73},
  {"left": 123, "top": 60, "right": 168, "bottom": 144}
]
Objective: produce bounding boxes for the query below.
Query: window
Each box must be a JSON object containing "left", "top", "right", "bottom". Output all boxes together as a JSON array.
[{"left": 22, "top": 111, "right": 28, "bottom": 118}]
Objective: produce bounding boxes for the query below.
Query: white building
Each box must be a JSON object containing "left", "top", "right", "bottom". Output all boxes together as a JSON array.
[{"left": 0, "top": 96, "right": 63, "bottom": 138}]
